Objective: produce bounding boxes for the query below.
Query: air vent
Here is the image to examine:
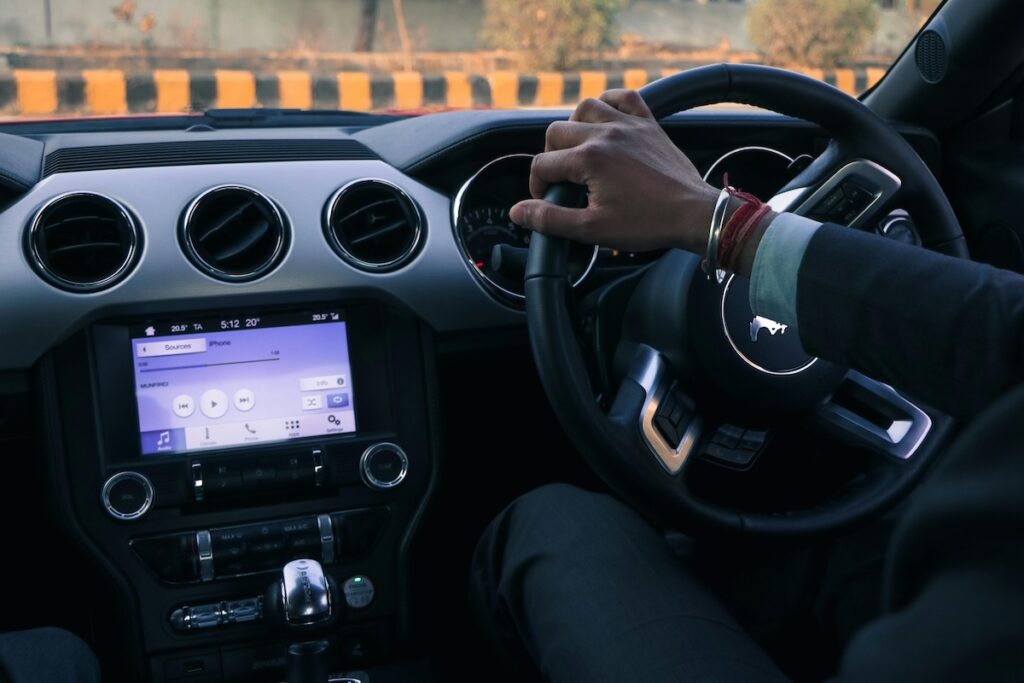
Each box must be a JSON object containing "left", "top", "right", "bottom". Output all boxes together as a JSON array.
[
  {"left": 27, "top": 192, "right": 140, "bottom": 292},
  {"left": 181, "top": 186, "right": 288, "bottom": 282},
  {"left": 324, "top": 180, "right": 423, "bottom": 271},
  {"left": 916, "top": 30, "right": 948, "bottom": 84}
]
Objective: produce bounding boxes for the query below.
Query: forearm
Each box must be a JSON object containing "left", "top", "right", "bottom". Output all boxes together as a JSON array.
[{"left": 794, "top": 224, "right": 1024, "bottom": 417}]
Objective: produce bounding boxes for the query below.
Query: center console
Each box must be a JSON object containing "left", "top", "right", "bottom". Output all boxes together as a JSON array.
[{"left": 38, "top": 300, "right": 437, "bottom": 682}]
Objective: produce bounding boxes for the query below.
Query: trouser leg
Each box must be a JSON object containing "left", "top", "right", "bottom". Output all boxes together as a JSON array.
[{"left": 470, "top": 483, "right": 791, "bottom": 683}]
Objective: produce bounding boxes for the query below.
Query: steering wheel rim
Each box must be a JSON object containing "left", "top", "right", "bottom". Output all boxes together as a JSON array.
[{"left": 525, "top": 64, "right": 963, "bottom": 537}]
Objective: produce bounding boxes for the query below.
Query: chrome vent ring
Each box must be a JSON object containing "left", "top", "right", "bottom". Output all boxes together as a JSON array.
[
  {"left": 323, "top": 179, "right": 424, "bottom": 272},
  {"left": 26, "top": 192, "right": 141, "bottom": 292},
  {"left": 180, "top": 185, "right": 288, "bottom": 282}
]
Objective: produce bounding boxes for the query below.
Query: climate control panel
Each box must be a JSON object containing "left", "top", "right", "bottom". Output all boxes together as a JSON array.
[{"left": 131, "top": 507, "right": 388, "bottom": 584}]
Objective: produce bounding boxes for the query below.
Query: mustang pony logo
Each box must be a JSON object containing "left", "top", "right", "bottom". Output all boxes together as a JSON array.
[{"left": 750, "top": 316, "right": 788, "bottom": 342}]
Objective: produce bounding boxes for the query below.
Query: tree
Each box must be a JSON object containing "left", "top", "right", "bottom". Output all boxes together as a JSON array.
[
  {"left": 354, "top": 0, "right": 378, "bottom": 52},
  {"left": 747, "top": 0, "right": 879, "bottom": 68},
  {"left": 481, "top": 0, "right": 626, "bottom": 71}
]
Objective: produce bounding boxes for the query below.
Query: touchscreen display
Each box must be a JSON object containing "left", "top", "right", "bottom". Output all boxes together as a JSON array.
[{"left": 131, "top": 310, "right": 356, "bottom": 456}]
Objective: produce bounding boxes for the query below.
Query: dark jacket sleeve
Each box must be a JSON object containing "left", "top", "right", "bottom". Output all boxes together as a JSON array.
[
  {"left": 795, "top": 223, "right": 1024, "bottom": 418},
  {"left": 829, "top": 382, "right": 1024, "bottom": 683}
]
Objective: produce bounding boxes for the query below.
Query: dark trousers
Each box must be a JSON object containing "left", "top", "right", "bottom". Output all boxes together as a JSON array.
[
  {"left": 470, "top": 483, "right": 791, "bottom": 683},
  {"left": 0, "top": 628, "right": 99, "bottom": 683}
]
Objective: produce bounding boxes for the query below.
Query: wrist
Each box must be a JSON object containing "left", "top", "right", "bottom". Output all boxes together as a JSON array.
[
  {"left": 677, "top": 185, "right": 742, "bottom": 254},
  {"left": 732, "top": 210, "right": 777, "bottom": 278}
]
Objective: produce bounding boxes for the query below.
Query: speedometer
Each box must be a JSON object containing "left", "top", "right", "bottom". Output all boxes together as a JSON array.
[
  {"left": 453, "top": 154, "right": 597, "bottom": 303},
  {"left": 460, "top": 206, "right": 532, "bottom": 293}
]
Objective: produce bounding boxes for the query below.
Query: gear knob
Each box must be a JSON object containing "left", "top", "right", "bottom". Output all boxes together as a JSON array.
[
  {"left": 265, "top": 558, "right": 341, "bottom": 632},
  {"left": 282, "top": 559, "right": 331, "bottom": 626}
]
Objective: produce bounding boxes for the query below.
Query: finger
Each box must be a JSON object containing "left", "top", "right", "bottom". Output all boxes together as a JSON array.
[
  {"left": 570, "top": 97, "right": 625, "bottom": 123},
  {"left": 528, "top": 148, "right": 589, "bottom": 199},
  {"left": 510, "top": 199, "right": 592, "bottom": 241},
  {"left": 545, "top": 120, "right": 603, "bottom": 151},
  {"left": 598, "top": 89, "right": 654, "bottom": 119}
]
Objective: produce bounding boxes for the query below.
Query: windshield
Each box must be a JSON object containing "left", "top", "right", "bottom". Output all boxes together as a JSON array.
[{"left": 0, "top": 0, "right": 939, "bottom": 120}]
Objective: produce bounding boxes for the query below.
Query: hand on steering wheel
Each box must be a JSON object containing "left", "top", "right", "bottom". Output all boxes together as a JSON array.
[{"left": 511, "top": 90, "right": 734, "bottom": 257}]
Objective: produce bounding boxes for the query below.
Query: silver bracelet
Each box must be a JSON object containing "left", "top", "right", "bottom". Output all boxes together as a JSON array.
[{"left": 703, "top": 187, "right": 731, "bottom": 283}]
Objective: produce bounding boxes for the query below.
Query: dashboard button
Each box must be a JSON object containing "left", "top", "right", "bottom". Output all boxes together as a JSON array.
[
  {"left": 233, "top": 388, "right": 255, "bottom": 412},
  {"left": 200, "top": 389, "right": 229, "bottom": 419},
  {"left": 172, "top": 394, "right": 195, "bottom": 418},
  {"left": 342, "top": 575, "right": 375, "bottom": 609},
  {"left": 360, "top": 443, "right": 409, "bottom": 490},
  {"left": 102, "top": 471, "right": 154, "bottom": 521}
]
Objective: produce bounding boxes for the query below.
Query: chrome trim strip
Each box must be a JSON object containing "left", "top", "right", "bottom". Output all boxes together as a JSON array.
[
  {"left": 196, "top": 530, "right": 214, "bottom": 582},
  {"left": 317, "top": 513, "right": 335, "bottom": 565},
  {"left": 627, "top": 345, "right": 702, "bottom": 475},
  {"left": 818, "top": 370, "right": 932, "bottom": 460},
  {"left": 100, "top": 470, "right": 154, "bottom": 521},
  {"left": 323, "top": 177, "right": 424, "bottom": 272},
  {"left": 451, "top": 153, "right": 598, "bottom": 302},
  {"left": 27, "top": 191, "right": 141, "bottom": 293},
  {"left": 792, "top": 159, "right": 901, "bottom": 229},
  {"left": 180, "top": 184, "right": 289, "bottom": 283},
  {"left": 359, "top": 442, "right": 409, "bottom": 490}
]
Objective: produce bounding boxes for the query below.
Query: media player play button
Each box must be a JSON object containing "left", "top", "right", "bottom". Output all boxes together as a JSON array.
[{"left": 200, "top": 389, "right": 229, "bottom": 419}]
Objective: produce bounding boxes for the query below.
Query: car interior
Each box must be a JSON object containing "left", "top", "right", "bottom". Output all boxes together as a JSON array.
[{"left": 0, "top": 0, "right": 1021, "bottom": 680}]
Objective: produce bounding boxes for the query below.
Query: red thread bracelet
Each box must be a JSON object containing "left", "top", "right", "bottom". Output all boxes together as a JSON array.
[{"left": 716, "top": 175, "right": 767, "bottom": 273}]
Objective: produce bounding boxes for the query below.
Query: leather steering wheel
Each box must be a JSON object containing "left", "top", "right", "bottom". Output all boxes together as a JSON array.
[{"left": 525, "top": 64, "right": 965, "bottom": 537}]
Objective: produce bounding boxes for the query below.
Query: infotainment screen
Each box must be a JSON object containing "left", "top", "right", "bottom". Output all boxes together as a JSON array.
[{"left": 130, "top": 310, "right": 356, "bottom": 456}]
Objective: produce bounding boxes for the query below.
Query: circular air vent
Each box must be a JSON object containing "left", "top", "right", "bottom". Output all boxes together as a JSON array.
[
  {"left": 323, "top": 179, "right": 423, "bottom": 271},
  {"left": 916, "top": 30, "right": 948, "bottom": 84},
  {"left": 180, "top": 185, "right": 288, "bottom": 282},
  {"left": 27, "top": 192, "right": 141, "bottom": 292}
]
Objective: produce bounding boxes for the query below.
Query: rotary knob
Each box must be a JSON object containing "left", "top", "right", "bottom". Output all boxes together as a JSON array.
[
  {"left": 359, "top": 443, "right": 408, "bottom": 490},
  {"left": 102, "top": 471, "right": 154, "bottom": 521}
]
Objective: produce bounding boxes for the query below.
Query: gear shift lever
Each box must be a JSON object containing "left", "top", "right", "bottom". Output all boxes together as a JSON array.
[{"left": 265, "top": 559, "right": 343, "bottom": 683}]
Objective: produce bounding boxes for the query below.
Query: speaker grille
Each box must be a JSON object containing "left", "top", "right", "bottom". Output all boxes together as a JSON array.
[{"left": 916, "top": 30, "right": 948, "bottom": 84}]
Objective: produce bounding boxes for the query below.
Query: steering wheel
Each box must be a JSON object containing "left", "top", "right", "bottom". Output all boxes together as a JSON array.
[{"left": 525, "top": 64, "right": 965, "bottom": 537}]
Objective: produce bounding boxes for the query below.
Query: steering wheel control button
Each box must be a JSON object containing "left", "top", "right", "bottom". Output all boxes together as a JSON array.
[
  {"left": 102, "top": 471, "right": 154, "bottom": 521},
  {"left": 200, "top": 389, "right": 229, "bottom": 418},
  {"left": 704, "top": 426, "right": 770, "bottom": 470},
  {"left": 233, "top": 388, "right": 255, "bottom": 412},
  {"left": 172, "top": 394, "right": 195, "bottom": 418},
  {"left": 721, "top": 277, "right": 816, "bottom": 376},
  {"left": 342, "top": 575, "right": 375, "bottom": 609},
  {"left": 360, "top": 443, "right": 409, "bottom": 490},
  {"left": 654, "top": 387, "right": 695, "bottom": 447}
]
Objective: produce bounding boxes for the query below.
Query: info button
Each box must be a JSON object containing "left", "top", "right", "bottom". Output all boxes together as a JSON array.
[{"left": 300, "top": 375, "right": 346, "bottom": 392}]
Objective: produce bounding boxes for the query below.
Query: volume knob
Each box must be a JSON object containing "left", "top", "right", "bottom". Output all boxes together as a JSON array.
[
  {"left": 359, "top": 443, "right": 408, "bottom": 490},
  {"left": 102, "top": 471, "right": 154, "bottom": 521}
]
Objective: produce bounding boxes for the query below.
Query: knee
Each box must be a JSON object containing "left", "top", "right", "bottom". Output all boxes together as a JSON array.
[
  {"left": 0, "top": 628, "right": 100, "bottom": 683},
  {"left": 505, "top": 483, "right": 611, "bottom": 536},
  {"left": 473, "top": 484, "right": 616, "bottom": 577}
]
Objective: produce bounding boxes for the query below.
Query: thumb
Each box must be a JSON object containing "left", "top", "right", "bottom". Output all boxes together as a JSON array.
[{"left": 510, "top": 199, "right": 589, "bottom": 239}]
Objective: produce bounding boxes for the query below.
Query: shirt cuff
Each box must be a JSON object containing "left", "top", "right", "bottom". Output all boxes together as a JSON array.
[{"left": 748, "top": 213, "right": 822, "bottom": 325}]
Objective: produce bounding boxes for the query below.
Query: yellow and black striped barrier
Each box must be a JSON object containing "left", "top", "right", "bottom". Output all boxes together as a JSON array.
[{"left": 0, "top": 67, "right": 888, "bottom": 116}]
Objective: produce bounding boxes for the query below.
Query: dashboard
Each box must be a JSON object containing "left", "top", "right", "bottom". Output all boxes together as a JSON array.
[{"left": 0, "top": 107, "right": 939, "bottom": 682}]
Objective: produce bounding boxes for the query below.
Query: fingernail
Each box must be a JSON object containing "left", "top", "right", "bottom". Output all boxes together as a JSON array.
[{"left": 510, "top": 203, "right": 526, "bottom": 226}]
